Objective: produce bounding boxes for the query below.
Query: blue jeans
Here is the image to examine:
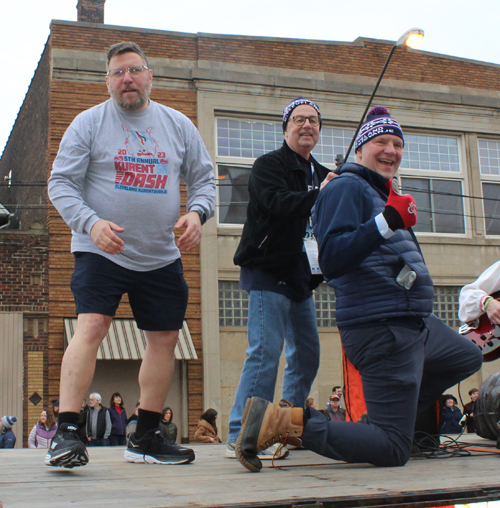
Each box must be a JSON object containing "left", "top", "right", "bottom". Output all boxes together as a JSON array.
[
  {"left": 88, "top": 438, "right": 110, "bottom": 447},
  {"left": 228, "top": 290, "right": 320, "bottom": 442},
  {"left": 301, "top": 315, "right": 482, "bottom": 466},
  {"left": 109, "top": 434, "right": 126, "bottom": 446}
]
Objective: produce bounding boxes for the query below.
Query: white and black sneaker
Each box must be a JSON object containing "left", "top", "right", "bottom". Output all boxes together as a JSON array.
[
  {"left": 225, "top": 441, "right": 237, "bottom": 458},
  {"left": 225, "top": 440, "right": 289, "bottom": 460},
  {"left": 125, "top": 428, "right": 195, "bottom": 464},
  {"left": 45, "top": 423, "right": 89, "bottom": 469}
]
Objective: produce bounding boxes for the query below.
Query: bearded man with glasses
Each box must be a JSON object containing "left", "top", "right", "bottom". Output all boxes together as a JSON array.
[
  {"left": 47, "top": 42, "right": 215, "bottom": 468},
  {"left": 226, "top": 97, "right": 334, "bottom": 460}
]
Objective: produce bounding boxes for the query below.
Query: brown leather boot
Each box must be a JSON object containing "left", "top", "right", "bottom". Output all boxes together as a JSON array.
[{"left": 236, "top": 397, "right": 303, "bottom": 472}]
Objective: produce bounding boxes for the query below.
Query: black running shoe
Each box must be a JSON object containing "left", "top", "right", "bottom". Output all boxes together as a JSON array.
[
  {"left": 45, "top": 423, "right": 89, "bottom": 469},
  {"left": 125, "top": 428, "right": 195, "bottom": 464}
]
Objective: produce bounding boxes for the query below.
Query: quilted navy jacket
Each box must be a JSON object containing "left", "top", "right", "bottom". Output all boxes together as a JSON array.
[{"left": 314, "top": 163, "right": 434, "bottom": 327}]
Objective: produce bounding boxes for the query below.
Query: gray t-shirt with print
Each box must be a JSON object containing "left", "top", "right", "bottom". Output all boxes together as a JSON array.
[{"left": 48, "top": 99, "right": 215, "bottom": 271}]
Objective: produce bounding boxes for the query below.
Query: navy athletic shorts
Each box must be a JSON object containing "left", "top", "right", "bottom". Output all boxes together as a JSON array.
[{"left": 71, "top": 252, "right": 188, "bottom": 331}]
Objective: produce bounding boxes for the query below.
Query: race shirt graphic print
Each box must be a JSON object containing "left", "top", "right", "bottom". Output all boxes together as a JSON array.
[{"left": 114, "top": 125, "right": 169, "bottom": 194}]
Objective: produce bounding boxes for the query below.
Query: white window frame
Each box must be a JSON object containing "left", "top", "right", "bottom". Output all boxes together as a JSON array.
[
  {"left": 478, "top": 137, "right": 500, "bottom": 238},
  {"left": 397, "top": 131, "right": 469, "bottom": 237},
  {"left": 215, "top": 118, "right": 470, "bottom": 236},
  {"left": 214, "top": 115, "right": 344, "bottom": 228}
]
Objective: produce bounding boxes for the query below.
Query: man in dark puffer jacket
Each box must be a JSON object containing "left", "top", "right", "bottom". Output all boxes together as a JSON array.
[{"left": 235, "top": 107, "right": 482, "bottom": 472}]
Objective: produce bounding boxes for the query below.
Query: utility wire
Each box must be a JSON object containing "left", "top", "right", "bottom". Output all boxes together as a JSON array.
[{"left": 3, "top": 180, "right": 500, "bottom": 206}]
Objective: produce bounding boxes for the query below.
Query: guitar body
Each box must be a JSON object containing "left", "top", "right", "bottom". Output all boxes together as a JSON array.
[{"left": 459, "top": 292, "right": 500, "bottom": 362}]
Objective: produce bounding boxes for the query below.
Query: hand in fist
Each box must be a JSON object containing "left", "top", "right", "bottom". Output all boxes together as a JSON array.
[{"left": 382, "top": 178, "right": 417, "bottom": 231}]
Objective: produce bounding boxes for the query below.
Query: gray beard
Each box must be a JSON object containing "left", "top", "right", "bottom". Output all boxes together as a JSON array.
[{"left": 110, "top": 87, "right": 150, "bottom": 112}]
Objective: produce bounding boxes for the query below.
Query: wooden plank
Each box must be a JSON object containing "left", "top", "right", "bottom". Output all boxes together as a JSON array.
[{"left": 1, "top": 437, "right": 500, "bottom": 508}]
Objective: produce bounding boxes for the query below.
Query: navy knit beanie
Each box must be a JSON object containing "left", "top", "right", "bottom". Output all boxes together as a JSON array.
[
  {"left": 354, "top": 106, "right": 404, "bottom": 152},
  {"left": 282, "top": 97, "right": 322, "bottom": 132}
]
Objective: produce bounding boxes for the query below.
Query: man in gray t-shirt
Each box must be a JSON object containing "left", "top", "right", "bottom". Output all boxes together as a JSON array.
[{"left": 46, "top": 42, "right": 215, "bottom": 469}]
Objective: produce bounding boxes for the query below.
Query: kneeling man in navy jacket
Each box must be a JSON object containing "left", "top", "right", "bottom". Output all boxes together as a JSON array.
[{"left": 235, "top": 106, "right": 482, "bottom": 471}]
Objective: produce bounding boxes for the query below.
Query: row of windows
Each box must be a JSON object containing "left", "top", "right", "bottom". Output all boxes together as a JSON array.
[
  {"left": 219, "top": 282, "right": 461, "bottom": 329},
  {"left": 216, "top": 118, "right": 500, "bottom": 236},
  {"left": 217, "top": 119, "right": 463, "bottom": 171}
]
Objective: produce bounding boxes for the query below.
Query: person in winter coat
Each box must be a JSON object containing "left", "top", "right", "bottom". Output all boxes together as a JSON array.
[
  {"left": 108, "top": 392, "right": 128, "bottom": 446},
  {"left": 86, "top": 393, "right": 111, "bottom": 446},
  {"left": 126, "top": 401, "right": 140, "bottom": 444},
  {"left": 305, "top": 398, "right": 316, "bottom": 409},
  {"left": 28, "top": 409, "right": 58, "bottom": 448},
  {"left": 77, "top": 399, "right": 89, "bottom": 444},
  {"left": 226, "top": 97, "right": 333, "bottom": 460},
  {"left": 0, "top": 416, "right": 17, "bottom": 448},
  {"left": 325, "top": 395, "right": 346, "bottom": 422},
  {"left": 160, "top": 407, "right": 178, "bottom": 444},
  {"left": 441, "top": 394, "right": 464, "bottom": 434},
  {"left": 194, "top": 409, "right": 222, "bottom": 443},
  {"left": 463, "top": 388, "right": 479, "bottom": 433},
  {"left": 234, "top": 106, "right": 482, "bottom": 473}
]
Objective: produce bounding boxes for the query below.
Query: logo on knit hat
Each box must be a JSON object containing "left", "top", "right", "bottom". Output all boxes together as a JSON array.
[
  {"left": 355, "top": 107, "right": 404, "bottom": 152},
  {"left": 282, "top": 97, "right": 322, "bottom": 132}
]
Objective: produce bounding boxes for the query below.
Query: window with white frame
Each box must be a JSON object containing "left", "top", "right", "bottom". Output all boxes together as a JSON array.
[
  {"left": 399, "top": 134, "right": 465, "bottom": 234},
  {"left": 219, "top": 281, "right": 461, "bottom": 329},
  {"left": 216, "top": 119, "right": 466, "bottom": 234},
  {"left": 218, "top": 281, "right": 337, "bottom": 327},
  {"left": 215, "top": 117, "right": 353, "bottom": 225},
  {"left": 478, "top": 139, "right": 500, "bottom": 236}
]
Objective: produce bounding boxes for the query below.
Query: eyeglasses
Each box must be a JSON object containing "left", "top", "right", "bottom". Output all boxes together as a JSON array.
[
  {"left": 107, "top": 65, "right": 149, "bottom": 79},
  {"left": 291, "top": 115, "right": 320, "bottom": 127}
]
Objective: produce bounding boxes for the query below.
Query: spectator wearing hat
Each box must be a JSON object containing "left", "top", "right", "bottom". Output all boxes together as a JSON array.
[
  {"left": 226, "top": 97, "right": 334, "bottom": 460},
  {"left": 235, "top": 106, "right": 482, "bottom": 473},
  {"left": 28, "top": 409, "right": 58, "bottom": 448},
  {"left": 441, "top": 395, "right": 463, "bottom": 434},
  {"left": 0, "top": 416, "right": 17, "bottom": 448},
  {"left": 325, "top": 386, "right": 343, "bottom": 410},
  {"left": 326, "top": 395, "right": 345, "bottom": 422},
  {"left": 463, "top": 388, "right": 479, "bottom": 433}
]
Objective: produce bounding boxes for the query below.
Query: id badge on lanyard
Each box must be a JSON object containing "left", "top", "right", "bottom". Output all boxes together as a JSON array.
[{"left": 304, "top": 162, "right": 322, "bottom": 275}]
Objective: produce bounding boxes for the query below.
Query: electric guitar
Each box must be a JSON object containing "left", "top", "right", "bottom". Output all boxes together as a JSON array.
[{"left": 459, "top": 291, "right": 500, "bottom": 362}]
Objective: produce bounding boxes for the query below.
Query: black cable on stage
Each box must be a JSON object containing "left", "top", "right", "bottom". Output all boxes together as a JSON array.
[{"left": 412, "top": 429, "right": 500, "bottom": 459}]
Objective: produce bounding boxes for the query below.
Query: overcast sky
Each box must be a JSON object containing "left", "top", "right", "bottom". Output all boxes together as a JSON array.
[{"left": 2, "top": 0, "right": 499, "bottom": 158}]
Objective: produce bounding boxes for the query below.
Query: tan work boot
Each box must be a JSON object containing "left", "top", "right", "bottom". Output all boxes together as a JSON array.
[{"left": 236, "top": 397, "right": 303, "bottom": 472}]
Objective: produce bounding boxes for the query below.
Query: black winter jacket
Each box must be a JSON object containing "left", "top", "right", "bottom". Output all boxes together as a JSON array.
[{"left": 234, "top": 141, "right": 329, "bottom": 281}]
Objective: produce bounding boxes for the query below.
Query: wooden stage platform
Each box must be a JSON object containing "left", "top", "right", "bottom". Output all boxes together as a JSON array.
[{"left": 1, "top": 435, "right": 500, "bottom": 508}]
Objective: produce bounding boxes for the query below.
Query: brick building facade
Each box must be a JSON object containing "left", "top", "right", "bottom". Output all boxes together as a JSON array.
[{"left": 1, "top": 0, "right": 500, "bottom": 444}]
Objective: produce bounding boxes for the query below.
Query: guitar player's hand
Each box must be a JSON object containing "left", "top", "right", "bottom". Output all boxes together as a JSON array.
[{"left": 486, "top": 299, "right": 500, "bottom": 325}]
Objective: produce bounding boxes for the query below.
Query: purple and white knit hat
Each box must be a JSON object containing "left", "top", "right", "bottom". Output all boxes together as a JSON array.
[
  {"left": 354, "top": 106, "right": 404, "bottom": 152},
  {"left": 282, "top": 97, "right": 322, "bottom": 132}
]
